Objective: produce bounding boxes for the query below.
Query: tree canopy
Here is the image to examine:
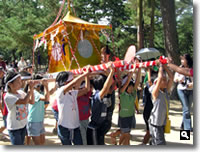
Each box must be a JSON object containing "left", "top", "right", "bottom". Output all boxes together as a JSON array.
[{"left": 0, "top": 0, "right": 193, "bottom": 66}]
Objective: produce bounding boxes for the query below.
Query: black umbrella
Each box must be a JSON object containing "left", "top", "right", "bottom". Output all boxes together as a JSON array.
[{"left": 136, "top": 48, "right": 161, "bottom": 61}]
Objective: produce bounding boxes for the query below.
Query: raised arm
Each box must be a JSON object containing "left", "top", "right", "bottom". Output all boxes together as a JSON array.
[
  {"left": 120, "top": 71, "right": 134, "bottom": 93},
  {"left": 167, "top": 63, "right": 191, "bottom": 76},
  {"left": 63, "top": 70, "right": 89, "bottom": 94},
  {"left": 133, "top": 68, "right": 141, "bottom": 90},
  {"left": 99, "top": 63, "right": 115, "bottom": 99},
  {"left": 152, "top": 66, "right": 163, "bottom": 101},
  {"left": 40, "top": 79, "right": 50, "bottom": 102},
  {"left": 15, "top": 92, "right": 32, "bottom": 104},
  {"left": 15, "top": 80, "right": 37, "bottom": 105},
  {"left": 78, "top": 74, "right": 90, "bottom": 97},
  {"left": 77, "top": 67, "right": 91, "bottom": 97},
  {"left": 49, "top": 86, "right": 57, "bottom": 95},
  {"left": 163, "top": 64, "right": 174, "bottom": 92},
  {"left": 108, "top": 78, "right": 117, "bottom": 94},
  {"left": 29, "top": 86, "right": 35, "bottom": 105},
  {"left": 74, "top": 66, "right": 91, "bottom": 91},
  {"left": 133, "top": 58, "right": 142, "bottom": 90}
]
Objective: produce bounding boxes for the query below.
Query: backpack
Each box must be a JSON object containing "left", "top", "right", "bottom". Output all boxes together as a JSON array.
[
  {"left": 143, "top": 85, "right": 153, "bottom": 122},
  {"left": 90, "top": 92, "right": 107, "bottom": 126}
]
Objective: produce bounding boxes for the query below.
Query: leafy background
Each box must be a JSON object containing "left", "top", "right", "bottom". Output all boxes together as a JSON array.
[{"left": 0, "top": 0, "right": 193, "bottom": 68}]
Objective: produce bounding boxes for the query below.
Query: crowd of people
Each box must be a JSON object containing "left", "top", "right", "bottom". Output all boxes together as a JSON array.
[{"left": 0, "top": 51, "right": 193, "bottom": 145}]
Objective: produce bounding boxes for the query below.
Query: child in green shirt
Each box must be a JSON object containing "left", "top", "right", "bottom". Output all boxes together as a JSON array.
[{"left": 118, "top": 64, "right": 141, "bottom": 145}]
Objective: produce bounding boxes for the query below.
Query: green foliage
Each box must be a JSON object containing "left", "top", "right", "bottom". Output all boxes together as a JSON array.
[
  {"left": 0, "top": 0, "right": 193, "bottom": 66},
  {"left": 176, "top": 0, "right": 193, "bottom": 56},
  {"left": 0, "top": 0, "right": 61, "bottom": 62},
  {"left": 73, "top": 0, "right": 134, "bottom": 59}
]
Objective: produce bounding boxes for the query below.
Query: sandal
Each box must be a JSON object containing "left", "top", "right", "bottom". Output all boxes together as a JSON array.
[
  {"left": 52, "top": 128, "right": 57, "bottom": 135},
  {"left": 110, "top": 133, "right": 117, "bottom": 145}
]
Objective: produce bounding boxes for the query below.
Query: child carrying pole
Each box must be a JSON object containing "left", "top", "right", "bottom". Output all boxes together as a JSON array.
[
  {"left": 26, "top": 75, "right": 50, "bottom": 145},
  {"left": 149, "top": 63, "right": 173, "bottom": 145},
  {"left": 87, "top": 62, "right": 115, "bottom": 145},
  {"left": 4, "top": 71, "right": 38, "bottom": 145},
  {"left": 56, "top": 66, "right": 90, "bottom": 145},
  {"left": 118, "top": 61, "right": 141, "bottom": 145}
]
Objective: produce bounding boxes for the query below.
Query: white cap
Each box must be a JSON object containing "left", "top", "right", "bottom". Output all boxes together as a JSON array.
[{"left": 121, "top": 76, "right": 128, "bottom": 86}]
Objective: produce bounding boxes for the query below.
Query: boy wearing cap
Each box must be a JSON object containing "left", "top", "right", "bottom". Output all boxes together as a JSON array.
[{"left": 148, "top": 64, "right": 173, "bottom": 145}]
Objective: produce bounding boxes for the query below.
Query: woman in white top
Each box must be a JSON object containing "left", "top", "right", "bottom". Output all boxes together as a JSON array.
[
  {"left": 174, "top": 54, "right": 193, "bottom": 131},
  {"left": 17, "top": 57, "right": 27, "bottom": 72}
]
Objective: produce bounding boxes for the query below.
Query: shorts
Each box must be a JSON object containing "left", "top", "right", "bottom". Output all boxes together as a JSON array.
[
  {"left": 52, "top": 108, "right": 58, "bottom": 121},
  {"left": 118, "top": 115, "right": 136, "bottom": 129},
  {"left": 3, "top": 115, "right": 7, "bottom": 128},
  {"left": 8, "top": 126, "right": 26, "bottom": 145},
  {"left": 57, "top": 125, "right": 83, "bottom": 145},
  {"left": 87, "top": 123, "right": 105, "bottom": 145},
  {"left": 44, "top": 101, "right": 50, "bottom": 105},
  {"left": 27, "top": 122, "right": 45, "bottom": 137},
  {"left": 149, "top": 123, "right": 166, "bottom": 145},
  {"left": 119, "top": 116, "right": 133, "bottom": 133},
  {"left": 79, "top": 119, "right": 89, "bottom": 145}
]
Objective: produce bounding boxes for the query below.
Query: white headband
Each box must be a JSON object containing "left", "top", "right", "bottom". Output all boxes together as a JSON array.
[
  {"left": 56, "top": 72, "right": 74, "bottom": 87},
  {"left": 21, "top": 76, "right": 32, "bottom": 80},
  {"left": 5, "top": 74, "right": 21, "bottom": 92},
  {"left": 79, "top": 82, "right": 85, "bottom": 89},
  {"left": 67, "top": 73, "right": 74, "bottom": 83}
]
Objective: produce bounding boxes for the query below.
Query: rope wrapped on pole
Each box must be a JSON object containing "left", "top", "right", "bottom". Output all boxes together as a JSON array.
[{"left": 70, "top": 56, "right": 168, "bottom": 75}]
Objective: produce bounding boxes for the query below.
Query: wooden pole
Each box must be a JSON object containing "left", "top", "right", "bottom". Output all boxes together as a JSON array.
[{"left": 68, "top": 0, "right": 71, "bottom": 12}]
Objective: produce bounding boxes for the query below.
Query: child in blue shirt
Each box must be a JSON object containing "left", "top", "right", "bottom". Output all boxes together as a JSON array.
[
  {"left": 27, "top": 75, "right": 49, "bottom": 145},
  {"left": 87, "top": 62, "right": 115, "bottom": 145}
]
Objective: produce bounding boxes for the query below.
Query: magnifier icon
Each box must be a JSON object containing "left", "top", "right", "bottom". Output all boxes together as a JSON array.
[{"left": 181, "top": 131, "right": 189, "bottom": 139}]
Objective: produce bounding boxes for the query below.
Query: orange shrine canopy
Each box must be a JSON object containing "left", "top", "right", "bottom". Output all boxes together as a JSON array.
[
  {"left": 33, "top": 11, "right": 112, "bottom": 73},
  {"left": 34, "top": 12, "right": 111, "bottom": 39}
]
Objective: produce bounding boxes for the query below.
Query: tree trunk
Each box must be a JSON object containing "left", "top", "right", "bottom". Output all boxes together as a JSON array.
[
  {"left": 12, "top": 50, "right": 16, "bottom": 62},
  {"left": 149, "top": 0, "right": 155, "bottom": 47},
  {"left": 160, "top": 0, "right": 180, "bottom": 65},
  {"left": 137, "top": 0, "right": 144, "bottom": 50}
]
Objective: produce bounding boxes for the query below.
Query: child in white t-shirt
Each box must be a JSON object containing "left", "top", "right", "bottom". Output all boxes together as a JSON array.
[
  {"left": 4, "top": 71, "right": 37, "bottom": 145},
  {"left": 56, "top": 67, "right": 90, "bottom": 145}
]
